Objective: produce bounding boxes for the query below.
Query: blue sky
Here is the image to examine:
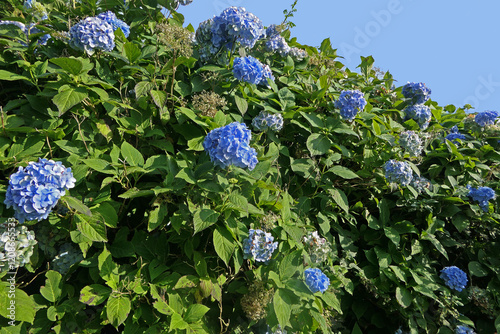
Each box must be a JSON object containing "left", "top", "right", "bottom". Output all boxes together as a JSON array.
[{"left": 178, "top": 0, "right": 500, "bottom": 113}]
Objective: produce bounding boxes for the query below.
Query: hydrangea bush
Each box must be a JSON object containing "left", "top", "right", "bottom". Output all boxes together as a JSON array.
[{"left": 0, "top": 1, "right": 499, "bottom": 333}]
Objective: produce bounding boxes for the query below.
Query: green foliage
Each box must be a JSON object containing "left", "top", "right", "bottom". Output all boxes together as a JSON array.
[{"left": 0, "top": 1, "right": 499, "bottom": 333}]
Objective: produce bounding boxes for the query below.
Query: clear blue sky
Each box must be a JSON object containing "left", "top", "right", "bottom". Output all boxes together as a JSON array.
[{"left": 178, "top": 0, "right": 500, "bottom": 113}]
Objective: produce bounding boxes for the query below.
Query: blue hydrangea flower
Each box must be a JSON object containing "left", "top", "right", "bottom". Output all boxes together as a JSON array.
[
  {"left": 467, "top": 185, "right": 495, "bottom": 212},
  {"left": 334, "top": 90, "right": 367, "bottom": 121},
  {"left": 52, "top": 243, "right": 83, "bottom": 275},
  {"left": 384, "top": 160, "right": 413, "bottom": 186},
  {"left": 289, "top": 47, "right": 307, "bottom": 61},
  {"left": 243, "top": 229, "right": 278, "bottom": 262},
  {"left": 252, "top": 111, "right": 283, "bottom": 132},
  {"left": 233, "top": 56, "right": 264, "bottom": 85},
  {"left": 399, "top": 130, "right": 423, "bottom": 157},
  {"left": 69, "top": 17, "right": 115, "bottom": 55},
  {"left": 211, "top": 7, "right": 265, "bottom": 50},
  {"left": 304, "top": 268, "right": 330, "bottom": 293},
  {"left": 440, "top": 266, "right": 468, "bottom": 292},
  {"left": 4, "top": 159, "right": 76, "bottom": 223},
  {"left": 404, "top": 104, "right": 432, "bottom": 130},
  {"left": 0, "top": 21, "right": 51, "bottom": 46},
  {"left": 445, "top": 126, "right": 466, "bottom": 143},
  {"left": 194, "top": 18, "right": 220, "bottom": 61},
  {"left": 260, "top": 64, "right": 275, "bottom": 87},
  {"left": 265, "top": 28, "right": 291, "bottom": 56},
  {"left": 97, "top": 11, "right": 130, "bottom": 38},
  {"left": 474, "top": 110, "right": 499, "bottom": 127},
  {"left": 455, "top": 325, "right": 475, "bottom": 334},
  {"left": 402, "top": 82, "right": 431, "bottom": 104},
  {"left": 24, "top": 0, "right": 34, "bottom": 9},
  {"left": 410, "top": 175, "right": 431, "bottom": 193},
  {"left": 203, "top": 122, "right": 258, "bottom": 170}
]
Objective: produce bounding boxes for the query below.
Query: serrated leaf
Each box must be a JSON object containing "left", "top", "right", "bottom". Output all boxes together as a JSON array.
[
  {"left": 148, "top": 204, "right": 168, "bottom": 232},
  {"left": 134, "top": 81, "right": 153, "bottom": 98},
  {"left": 121, "top": 141, "right": 144, "bottom": 167},
  {"left": 53, "top": 86, "right": 88, "bottom": 115},
  {"left": 50, "top": 57, "right": 83, "bottom": 75},
  {"left": 76, "top": 213, "right": 107, "bottom": 242},
  {"left": 183, "top": 304, "right": 210, "bottom": 323},
  {"left": 93, "top": 202, "right": 118, "bottom": 228},
  {"left": 213, "top": 227, "right": 234, "bottom": 266},
  {"left": 40, "top": 270, "right": 62, "bottom": 303},
  {"left": 306, "top": 133, "right": 331, "bottom": 155},
  {"left": 193, "top": 209, "right": 219, "bottom": 234},
  {"left": 273, "top": 289, "right": 292, "bottom": 327},
  {"left": 106, "top": 295, "right": 131, "bottom": 328},
  {"left": 80, "top": 284, "right": 112, "bottom": 306},
  {"left": 98, "top": 247, "right": 119, "bottom": 285},
  {"left": 328, "top": 165, "right": 359, "bottom": 179},
  {"left": 123, "top": 42, "right": 141, "bottom": 64},
  {"left": 62, "top": 195, "right": 91, "bottom": 216},
  {"left": 0, "top": 282, "right": 36, "bottom": 323},
  {"left": 150, "top": 90, "right": 167, "bottom": 109},
  {"left": 0, "top": 69, "right": 30, "bottom": 82},
  {"left": 329, "top": 188, "right": 349, "bottom": 213},
  {"left": 83, "top": 159, "right": 116, "bottom": 174},
  {"left": 234, "top": 95, "right": 248, "bottom": 115}
]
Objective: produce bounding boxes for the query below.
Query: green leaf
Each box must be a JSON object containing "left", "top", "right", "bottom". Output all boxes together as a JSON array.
[
  {"left": 170, "top": 312, "right": 189, "bottom": 331},
  {"left": 150, "top": 90, "right": 167, "bottom": 109},
  {"left": 40, "top": 271, "right": 62, "bottom": 303},
  {"left": 193, "top": 208, "right": 220, "bottom": 234},
  {"left": 183, "top": 304, "right": 210, "bottom": 323},
  {"left": 234, "top": 95, "right": 248, "bottom": 115},
  {"left": 62, "top": 195, "right": 91, "bottom": 216},
  {"left": 134, "top": 81, "right": 153, "bottom": 98},
  {"left": 300, "top": 112, "right": 324, "bottom": 128},
  {"left": 53, "top": 86, "right": 88, "bottom": 115},
  {"left": 273, "top": 289, "right": 292, "bottom": 327},
  {"left": 0, "top": 70, "right": 30, "bottom": 82},
  {"left": 279, "top": 250, "right": 301, "bottom": 281},
  {"left": 121, "top": 141, "right": 144, "bottom": 167},
  {"left": 384, "top": 227, "right": 400, "bottom": 246},
  {"left": 396, "top": 286, "right": 412, "bottom": 308},
  {"left": 328, "top": 165, "right": 359, "bottom": 179},
  {"left": 50, "top": 57, "right": 83, "bottom": 75},
  {"left": 98, "top": 247, "right": 120, "bottom": 285},
  {"left": 106, "top": 295, "right": 131, "bottom": 328},
  {"left": 329, "top": 188, "right": 349, "bottom": 213},
  {"left": 306, "top": 133, "right": 331, "bottom": 155},
  {"left": 148, "top": 204, "right": 168, "bottom": 232},
  {"left": 80, "top": 284, "right": 112, "bottom": 306},
  {"left": 123, "top": 42, "right": 141, "bottom": 64},
  {"left": 93, "top": 202, "right": 118, "bottom": 228},
  {"left": 76, "top": 213, "right": 107, "bottom": 242},
  {"left": 213, "top": 227, "right": 234, "bottom": 266},
  {"left": 468, "top": 261, "right": 488, "bottom": 277},
  {"left": 0, "top": 282, "right": 36, "bottom": 323}
]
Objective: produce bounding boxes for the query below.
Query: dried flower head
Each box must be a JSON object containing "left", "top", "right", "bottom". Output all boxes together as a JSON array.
[
  {"left": 240, "top": 280, "right": 274, "bottom": 321},
  {"left": 157, "top": 23, "right": 193, "bottom": 58},
  {"left": 192, "top": 91, "right": 227, "bottom": 117}
]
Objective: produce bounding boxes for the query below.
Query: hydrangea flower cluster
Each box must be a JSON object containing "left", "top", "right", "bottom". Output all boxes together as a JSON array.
[
  {"left": 233, "top": 56, "right": 274, "bottom": 86},
  {"left": 97, "top": 11, "right": 130, "bottom": 38},
  {"left": 440, "top": 266, "right": 468, "bottom": 292},
  {"left": 243, "top": 229, "right": 278, "bottom": 263},
  {"left": 399, "top": 130, "right": 423, "bottom": 157},
  {"left": 252, "top": 111, "right": 283, "bottom": 132},
  {"left": 445, "top": 126, "right": 466, "bottom": 143},
  {"left": 383, "top": 160, "right": 413, "bottom": 186},
  {"left": 467, "top": 185, "right": 496, "bottom": 212},
  {"left": 34, "top": 222, "right": 67, "bottom": 258},
  {"left": 404, "top": 104, "right": 432, "bottom": 130},
  {"left": 203, "top": 122, "right": 258, "bottom": 170},
  {"left": 474, "top": 110, "right": 499, "bottom": 127},
  {"left": 410, "top": 175, "right": 431, "bottom": 193},
  {"left": 402, "top": 82, "right": 431, "bottom": 104},
  {"left": 69, "top": 17, "right": 115, "bottom": 55},
  {"left": 0, "top": 221, "right": 37, "bottom": 271},
  {"left": 51, "top": 243, "right": 83, "bottom": 275},
  {"left": 4, "top": 158, "right": 76, "bottom": 223},
  {"left": 178, "top": 0, "right": 194, "bottom": 5},
  {"left": 288, "top": 47, "right": 308, "bottom": 61},
  {"left": 240, "top": 280, "right": 274, "bottom": 321},
  {"left": 211, "top": 7, "right": 264, "bottom": 49},
  {"left": 0, "top": 21, "right": 51, "bottom": 46},
  {"left": 304, "top": 268, "right": 330, "bottom": 293},
  {"left": 334, "top": 90, "right": 367, "bottom": 121},
  {"left": 24, "top": 0, "right": 48, "bottom": 21},
  {"left": 194, "top": 19, "right": 220, "bottom": 62},
  {"left": 455, "top": 325, "right": 475, "bottom": 334},
  {"left": 303, "top": 231, "right": 330, "bottom": 264},
  {"left": 265, "top": 25, "right": 291, "bottom": 56},
  {"left": 261, "top": 64, "right": 275, "bottom": 87}
]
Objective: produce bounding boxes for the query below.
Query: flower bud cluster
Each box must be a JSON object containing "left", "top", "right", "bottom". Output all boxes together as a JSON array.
[
  {"left": 0, "top": 221, "right": 37, "bottom": 271},
  {"left": 303, "top": 231, "right": 330, "bottom": 264},
  {"left": 383, "top": 160, "right": 413, "bottom": 186},
  {"left": 252, "top": 111, "right": 283, "bottom": 132},
  {"left": 51, "top": 243, "right": 83, "bottom": 275},
  {"left": 4, "top": 158, "right": 76, "bottom": 223},
  {"left": 203, "top": 122, "right": 258, "bottom": 170},
  {"left": 242, "top": 229, "right": 278, "bottom": 263},
  {"left": 157, "top": 23, "right": 194, "bottom": 58},
  {"left": 192, "top": 91, "right": 227, "bottom": 118},
  {"left": 399, "top": 130, "right": 423, "bottom": 157},
  {"left": 334, "top": 90, "right": 367, "bottom": 121}
]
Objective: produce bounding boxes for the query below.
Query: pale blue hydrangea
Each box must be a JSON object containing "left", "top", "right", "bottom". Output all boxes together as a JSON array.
[
  {"left": 243, "top": 229, "right": 278, "bottom": 262},
  {"left": 52, "top": 243, "right": 83, "bottom": 275},
  {"left": 304, "top": 268, "right": 330, "bottom": 293},
  {"left": 203, "top": 122, "right": 258, "bottom": 170},
  {"left": 445, "top": 126, "right": 466, "bottom": 143},
  {"left": 467, "top": 185, "right": 495, "bottom": 212},
  {"left": 334, "top": 90, "right": 367, "bottom": 121},
  {"left": 69, "top": 17, "right": 115, "bottom": 55},
  {"left": 260, "top": 64, "right": 275, "bottom": 87},
  {"left": 265, "top": 28, "right": 291, "bottom": 56},
  {"left": 455, "top": 325, "right": 475, "bottom": 334},
  {"left": 288, "top": 47, "right": 307, "bottom": 60},
  {"left": 0, "top": 222, "right": 37, "bottom": 270},
  {"left": 474, "top": 110, "right": 499, "bottom": 127},
  {"left": 211, "top": 7, "right": 265, "bottom": 50},
  {"left": 4, "top": 159, "right": 76, "bottom": 223},
  {"left": 404, "top": 104, "right": 431, "bottom": 130},
  {"left": 384, "top": 160, "right": 413, "bottom": 186},
  {"left": 410, "top": 175, "right": 431, "bottom": 193},
  {"left": 402, "top": 82, "right": 431, "bottom": 104},
  {"left": 303, "top": 231, "right": 330, "bottom": 264},
  {"left": 23, "top": 0, "right": 48, "bottom": 21},
  {"left": 440, "top": 266, "right": 468, "bottom": 292},
  {"left": 97, "top": 11, "right": 130, "bottom": 38},
  {"left": 0, "top": 21, "right": 50, "bottom": 46},
  {"left": 399, "top": 130, "right": 423, "bottom": 156},
  {"left": 252, "top": 111, "right": 283, "bottom": 132},
  {"left": 233, "top": 56, "right": 264, "bottom": 85}
]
